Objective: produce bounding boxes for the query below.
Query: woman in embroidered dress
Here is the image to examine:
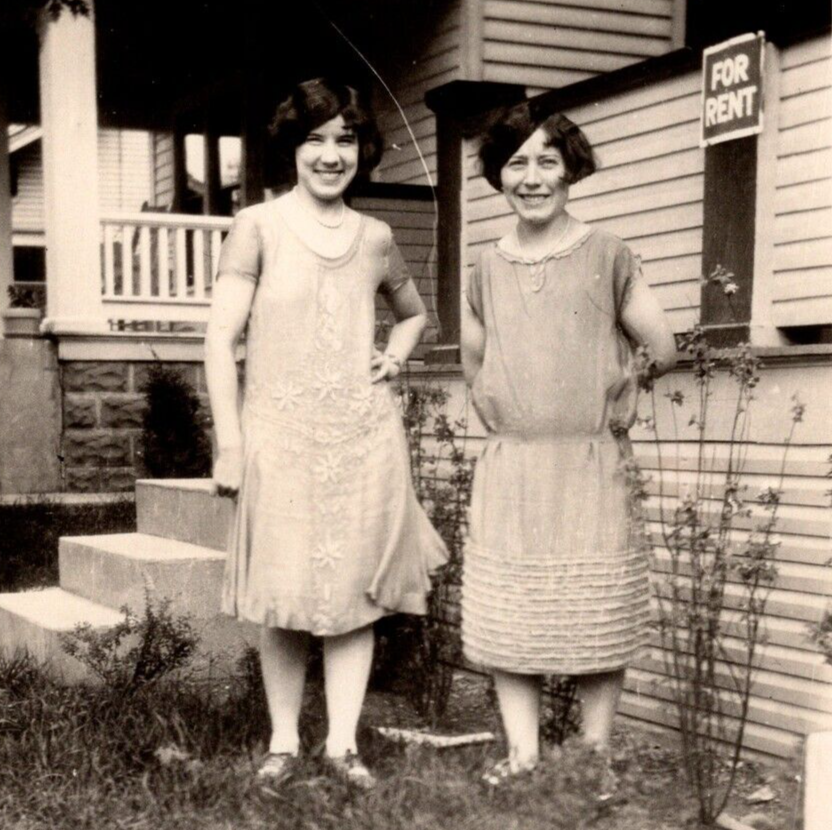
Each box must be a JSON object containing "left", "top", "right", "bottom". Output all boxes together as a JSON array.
[
  {"left": 461, "top": 104, "right": 677, "bottom": 782},
  {"left": 205, "top": 78, "right": 447, "bottom": 789}
]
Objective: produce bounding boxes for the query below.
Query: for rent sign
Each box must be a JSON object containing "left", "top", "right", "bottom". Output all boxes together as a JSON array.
[{"left": 701, "top": 32, "right": 765, "bottom": 146}]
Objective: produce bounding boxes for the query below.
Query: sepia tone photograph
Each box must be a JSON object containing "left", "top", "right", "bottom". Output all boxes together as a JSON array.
[{"left": 0, "top": 1, "right": 830, "bottom": 828}]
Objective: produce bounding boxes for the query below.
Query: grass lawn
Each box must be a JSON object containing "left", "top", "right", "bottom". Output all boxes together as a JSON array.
[{"left": 0, "top": 651, "right": 802, "bottom": 830}]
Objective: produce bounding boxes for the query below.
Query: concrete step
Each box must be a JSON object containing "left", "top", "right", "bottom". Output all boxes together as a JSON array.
[
  {"left": 58, "top": 532, "right": 257, "bottom": 665},
  {"left": 136, "top": 479, "right": 232, "bottom": 551},
  {"left": 0, "top": 587, "right": 123, "bottom": 681},
  {"left": 59, "top": 531, "right": 226, "bottom": 618}
]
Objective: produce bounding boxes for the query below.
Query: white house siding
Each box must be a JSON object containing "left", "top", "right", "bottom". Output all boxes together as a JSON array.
[
  {"left": 10, "top": 142, "right": 44, "bottom": 235},
  {"left": 625, "top": 360, "right": 832, "bottom": 759},
  {"left": 372, "top": 0, "right": 464, "bottom": 186},
  {"left": 98, "top": 130, "right": 154, "bottom": 213},
  {"left": 464, "top": 69, "right": 704, "bottom": 333},
  {"left": 152, "top": 132, "right": 175, "bottom": 209},
  {"left": 353, "top": 194, "right": 440, "bottom": 352},
  {"left": 11, "top": 129, "right": 155, "bottom": 233},
  {"left": 482, "top": 0, "right": 677, "bottom": 94},
  {"left": 772, "top": 36, "right": 832, "bottom": 328}
]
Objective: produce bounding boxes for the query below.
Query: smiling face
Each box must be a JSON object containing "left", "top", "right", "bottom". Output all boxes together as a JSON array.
[
  {"left": 295, "top": 114, "right": 359, "bottom": 204},
  {"left": 500, "top": 127, "right": 570, "bottom": 227}
]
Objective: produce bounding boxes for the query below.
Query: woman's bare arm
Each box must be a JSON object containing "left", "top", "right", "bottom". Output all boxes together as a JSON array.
[
  {"left": 204, "top": 275, "right": 256, "bottom": 494},
  {"left": 461, "top": 300, "right": 486, "bottom": 387},
  {"left": 619, "top": 279, "right": 678, "bottom": 377},
  {"left": 372, "top": 280, "right": 428, "bottom": 383}
]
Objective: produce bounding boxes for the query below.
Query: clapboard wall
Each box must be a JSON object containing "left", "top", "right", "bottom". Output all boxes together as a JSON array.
[
  {"left": 352, "top": 191, "right": 440, "bottom": 353},
  {"left": 624, "top": 359, "right": 832, "bottom": 758},
  {"left": 372, "top": 0, "right": 465, "bottom": 186},
  {"left": 152, "top": 132, "right": 176, "bottom": 210},
  {"left": 771, "top": 35, "right": 832, "bottom": 328},
  {"left": 10, "top": 143, "right": 43, "bottom": 235},
  {"left": 370, "top": 0, "right": 681, "bottom": 187},
  {"left": 11, "top": 129, "right": 154, "bottom": 234},
  {"left": 481, "top": 0, "right": 679, "bottom": 94},
  {"left": 463, "top": 68, "right": 705, "bottom": 333}
]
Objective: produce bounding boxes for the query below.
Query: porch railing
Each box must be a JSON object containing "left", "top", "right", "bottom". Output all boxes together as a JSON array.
[{"left": 100, "top": 212, "right": 231, "bottom": 324}]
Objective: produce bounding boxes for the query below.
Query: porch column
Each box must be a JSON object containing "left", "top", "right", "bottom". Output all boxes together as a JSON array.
[
  {"left": 38, "top": 1, "right": 106, "bottom": 334},
  {"left": 240, "top": 2, "right": 266, "bottom": 207},
  {"left": 0, "top": 72, "right": 13, "bottom": 321},
  {"left": 203, "top": 122, "right": 222, "bottom": 216}
]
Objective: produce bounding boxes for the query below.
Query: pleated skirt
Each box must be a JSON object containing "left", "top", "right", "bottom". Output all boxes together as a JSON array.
[{"left": 462, "top": 434, "right": 651, "bottom": 675}]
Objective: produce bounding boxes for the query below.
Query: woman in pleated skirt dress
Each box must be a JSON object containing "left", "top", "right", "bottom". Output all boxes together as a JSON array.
[{"left": 461, "top": 104, "right": 677, "bottom": 780}]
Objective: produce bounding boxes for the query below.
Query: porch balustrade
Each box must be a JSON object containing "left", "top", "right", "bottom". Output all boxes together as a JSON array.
[{"left": 99, "top": 212, "right": 231, "bottom": 326}]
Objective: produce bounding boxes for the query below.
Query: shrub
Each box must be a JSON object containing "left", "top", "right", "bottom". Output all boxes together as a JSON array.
[
  {"left": 6, "top": 284, "right": 45, "bottom": 310},
  {"left": 60, "top": 592, "right": 199, "bottom": 696},
  {"left": 139, "top": 363, "right": 212, "bottom": 479},
  {"left": 369, "top": 381, "right": 472, "bottom": 726},
  {"left": 635, "top": 268, "right": 804, "bottom": 824}
]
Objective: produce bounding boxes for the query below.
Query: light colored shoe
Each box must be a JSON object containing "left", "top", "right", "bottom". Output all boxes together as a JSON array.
[
  {"left": 481, "top": 757, "right": 536, "bottom": 787},
  {"left": 326, "top": 751, "right": 376, "bottom": 790},
  {"left": 256, "top": 752, "right": 297, "bottom": 786},
  {"left": 595, "top": 760, "right": 620, "bottom": 802}
]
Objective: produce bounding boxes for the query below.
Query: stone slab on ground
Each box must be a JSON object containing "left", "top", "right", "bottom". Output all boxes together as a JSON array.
[
  {"left": 59, "top": 532, "right": 226, "bottom": 618},
  {"left": 0, "top": 587, "right": 123, "bottom": 681},
  {"left": 804, "top": 730, "right": 832, "bottom": 830},
  {"left": 136, "top": 479, "right": 232, "bottom": 551}
]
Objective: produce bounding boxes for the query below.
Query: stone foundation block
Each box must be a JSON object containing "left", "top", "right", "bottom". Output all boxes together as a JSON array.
[
  {"left": 63, "top": 362, "right": 129, "bottom": 393},
  {"left": 65, "top": 466, "right": 137, "bottom": 493},
  {"left": 100, "top": 395, "right": 146, "bottom": 429},
  {"left": 64, "top": 431, "right": 132, "bottom": 468},
  {"left": 132, "top": 362, "right": 198, "bottom": 393},
  {"left": 64, "top": 395, "right": 97, "bottom": 429}
]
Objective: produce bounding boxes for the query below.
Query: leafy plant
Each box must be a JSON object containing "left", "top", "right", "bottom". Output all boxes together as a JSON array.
[
  {"left": 60, "top": 593, "right": 199, "bottom": 695},
  {"left": 139, "top": 363, "right": 212, "bottom": 479},
  {"left": 633, "top": 265, "right": 804, "bottom": 825},
  {"left": 808, "top": 609, "right": 832, "bottom": 665},
  {"left": 541, "top": 677, "right": 581, "bottom": 745},
  {"left": 6, "top": 284, "right": 45, "bottom": 310},
  {"left": 372, "top": 379, "right": 473, "bottom": 726}
]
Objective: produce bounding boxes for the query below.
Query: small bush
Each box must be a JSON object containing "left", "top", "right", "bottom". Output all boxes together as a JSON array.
[
  {"left": 60, "top": 592, "right": 199, "bottom": 695},
  {"left": 139, "top": 363, "right": 212, "bottom": 479}
]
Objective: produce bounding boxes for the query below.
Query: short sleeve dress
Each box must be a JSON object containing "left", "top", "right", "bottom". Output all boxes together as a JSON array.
[
  {"left": 216, "top": 195, "right": 448, "bottom": 636},
  {"left": 462, "top": 224, "right": 651, "bottom": 675}
]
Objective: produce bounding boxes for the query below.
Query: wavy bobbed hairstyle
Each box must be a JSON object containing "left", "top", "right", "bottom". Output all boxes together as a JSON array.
[
  {"left": 269, "top": 78, "right": 383, "bottom": 178},
  {"left": 479, "top": 102, "right": 597, "bottom": 191}
]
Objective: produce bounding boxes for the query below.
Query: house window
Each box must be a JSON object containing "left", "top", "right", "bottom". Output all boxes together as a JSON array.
[{"left": 13, "top": 246, "right": 46, "bottom": 283}]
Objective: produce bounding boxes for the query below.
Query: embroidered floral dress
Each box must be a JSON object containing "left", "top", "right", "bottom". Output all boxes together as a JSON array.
[
  {"left": 216, "top": 195, "right": 447, "bottom": 635},
  {"left": 462, "top": 225, "right": 651, "bottom": 675}
]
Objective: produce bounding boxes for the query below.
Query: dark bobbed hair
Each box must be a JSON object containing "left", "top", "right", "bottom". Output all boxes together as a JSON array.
[
  {"left": 479, "top": 102, "right": 597, "bottom": 191},
  {"left": 269, "top": 78, "right": 383, "bottom": 177}
]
